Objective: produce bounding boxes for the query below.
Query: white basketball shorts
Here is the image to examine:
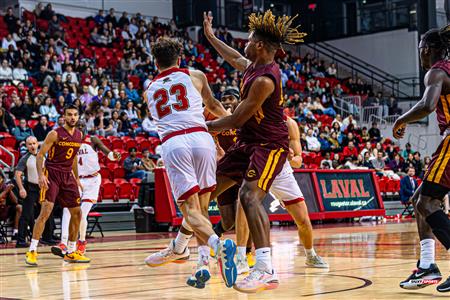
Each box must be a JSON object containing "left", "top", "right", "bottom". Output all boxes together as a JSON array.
[
  {"left": 162, "top": 131, "right": 217, "bottom": 203},
  {"left": 270, "top": 161, "right": 304, "bottom": 205},
  {"left": 80, "top": 174, "right": 101, "bottom": 203}
]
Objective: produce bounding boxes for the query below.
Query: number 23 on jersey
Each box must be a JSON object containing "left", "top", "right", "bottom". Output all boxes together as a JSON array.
[{"left": 153, "top": 83, "right": 190, "bottom": 118}]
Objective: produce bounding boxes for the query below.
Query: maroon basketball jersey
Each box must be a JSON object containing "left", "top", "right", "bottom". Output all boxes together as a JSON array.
[
  {"left": 238, "top": 61, "right": 288, "bottom": 147},
  {"left": 45, "top": 127, "right": 83, "bottom": 172},
  {"left": 217, "top": 129, "right": 238, "bottom": 152},
  {"left": 431, "top": 60, "right": 450, "bottom": 135}
]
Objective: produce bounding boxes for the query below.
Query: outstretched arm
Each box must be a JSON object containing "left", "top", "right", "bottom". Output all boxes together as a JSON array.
[
  {"left": 203, "top": 11, "right": 251, "bottom": 72},
  {"left": 206, "top": 76, "right": 274, "bottom": 131},
  {"left": 91, "top": 135, "right": 121, "bottom": 161},
  {"left": 393, "top": 69, "right": 446, "bottom": 138}
]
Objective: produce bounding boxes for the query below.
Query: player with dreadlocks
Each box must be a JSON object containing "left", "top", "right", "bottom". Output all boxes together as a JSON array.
[
  {"left": 202, "top": 10, "right": 306, "bottom": 293},
  {"left": 394, "top": 24, "right": 450, "bottom": 293}
]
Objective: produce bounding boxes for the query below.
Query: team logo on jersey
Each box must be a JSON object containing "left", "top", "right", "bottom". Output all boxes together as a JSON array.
[
  {"left": 247, "top": 169, "right": 256, "bottom": 178},
  {"left": 163, "top": 78, "right": 171, "bottom": 84},
  {"left": 76, "top": 197, "right": 81, "bottom": 204}
]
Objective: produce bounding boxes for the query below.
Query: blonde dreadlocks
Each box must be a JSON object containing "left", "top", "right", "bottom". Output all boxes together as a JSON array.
[{"left": 248, "top": 10, "right": 307, "bottom": 51}]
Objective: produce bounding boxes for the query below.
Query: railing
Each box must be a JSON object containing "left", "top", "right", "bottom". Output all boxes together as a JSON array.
[
  {"left": 0, "top": 145, "right": 15, "bottom": 172},
  {"left": 407, "top": 133, "right": 432, "bottom": 153}
]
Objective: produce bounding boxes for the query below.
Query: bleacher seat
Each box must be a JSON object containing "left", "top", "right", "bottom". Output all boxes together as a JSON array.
[
  {"left": 115, "top": 180, "right": 134, "bottom": 201},
  {"left": 100, "top": 182, "right": 116, "bottom": 202},
  {"left": 112, "top": 167, "right": 126, "bottom": 180}
]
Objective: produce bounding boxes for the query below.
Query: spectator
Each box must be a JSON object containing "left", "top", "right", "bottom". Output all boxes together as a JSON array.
[
  {"left": 360, "top": 141, "right": 373, "bottom": 157},
  {"left": 118, "top": 11, "right": 130, "bottom": 29},
  {"left": 94, "top": 9, "right": 106, "bottom": 25},
  {"left": 401, "top": 143, "right": 413, "bottom": 160},
  {"left": 53, "top": 116, "right": 65, "bottom": 129},
  {"left": 33, "top": 115, "right": 52, "bottom": 141},
  {"left": 0, "top": 108, "right": 15, "bottom": 133},
  {"left": 342, "top": 141, "right": 358, "bottom": 161},
  {"left": 368, "top": 122, "right": 382, "bottom": 142},
  {"left": 0, "top": 172, "right": 21, "bottom": 240},
  {"left": 124, "top": 101, "right": 139, "bottom": 123},
  {"left": 10, "top": 94, "right": 32, "bottom": 120},
  {"left": 326, "top": 63, "right": 337, "bottom": 77},
  {"left": 400, "top": 167, "right": 418, "bottom": 204},
  {"left": 320, "top": 152, "right": 333, "bottom": 169},
  {"left": 141, "top": 149, "right": 157, "bottom": 171},
  {"left": 142, "top": 114, "right": 159, "bottom": 137},
  {"left": 388, "top": 152, "right": 406, "bottom": 175},
  {"left": 412, "top": 151, "right": 423, "bottom": 177},
  {"left": 370, "top": 151, "right": 386, "bottom": 173},
  {"left": 123, "top": 147, "right": 149, "bottom": 180},
  {"left": 119, "top": 111, "right": 133, "bottom": 136},
  {"left": 49, "top": 74, "right": 64, "bottom": 97},
  {"left": 305, "top": 129, "right": 321, "bottom": 152},
  {"left": 0, "top": 59, "right": 13, "bottom": 82},
  {"left": 4, "top": 7, "right": 17, "bottom": 33},
  {"left": 12, "top": 118, "right": 34, "bottom": 144},
  {"left": 125, "top": 81, "right": 140, "bottom": 103},
  {"left": 40, "top": 3, "right": 55, "bottom": 20},
  {"left": 48, "top": 14, "right": 64, "bottom": 38},
  {"left": 105, "top": 8, "right": 117, "bottom": 27},
  {"left": 341, "top": 114, "right": 357, "bottom": 131},
  {"left": 62, "top": 65, "right": 78, "bottom": 85},
  {"left": 1, "top": 34, "right": 17, "bottom": 51},
  {"left": 94, "top": 108, "right": 115, "bottom": 137},
  {"left": 13, "top": 61, "right": 28, "bottom": 81},
  {"left": 39, "top": 97, "right": 59, "bottom": 122}
]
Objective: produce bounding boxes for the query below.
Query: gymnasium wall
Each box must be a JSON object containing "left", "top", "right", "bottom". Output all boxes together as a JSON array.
[
  {"left": 325, "top": 28, "right": 420, "bottom": 81},
  {"left": 19, "top": 0, "right": 173, "bottom": 21}
]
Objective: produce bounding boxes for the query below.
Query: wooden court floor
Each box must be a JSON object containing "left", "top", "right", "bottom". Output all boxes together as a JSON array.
[{"left": 1, "top": 221, "right": 449, "bottom": 299}]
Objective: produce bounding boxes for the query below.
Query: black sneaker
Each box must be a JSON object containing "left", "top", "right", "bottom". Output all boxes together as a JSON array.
[
  {"left": 15, "top": 241, "right": 29, "bottom": 248},
  {"left": 400, "top": 262, "right": 442, "bottom": 290},
  {"left": 437, "top": 276, "right": 450, "bottom": 293}
]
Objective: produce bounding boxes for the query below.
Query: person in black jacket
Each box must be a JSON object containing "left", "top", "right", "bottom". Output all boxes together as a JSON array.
[
  {"left": 33, "top": 115, "right": 52, "bottom": 142},
  {"left": 0, "top": 107, "right": 15, "bottom": 133}
]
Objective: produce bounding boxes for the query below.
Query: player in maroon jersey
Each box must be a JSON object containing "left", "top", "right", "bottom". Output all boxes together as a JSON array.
[
  {"left": 393, "top": 25, "right": 450, "bottom": 292},
  {"left": 204, "top": 10, "right": 306, "bottom": 293},
  {"left": 25, "top": 105, "right": 89, "bottom": 266}
]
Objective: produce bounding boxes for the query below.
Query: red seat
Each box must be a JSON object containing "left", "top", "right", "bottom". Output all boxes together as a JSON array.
[
  {"left": 1, "top": 136, "right": 16, "bottom": 148},
  {"left": 100, "top": 182, "right": 117, "bottom": 201},
  {"left": 88, "top": 211, "right": 102, "bottom": 217},
  {"left": 112, "top": 167, "right": 126, "bottom": 179},
  {"left": 112, "top": 140, "right": 124, "bottom": 150},
  {"left": 113, "top": 178, "right": 128, "bottom": 185},
  {"left": 99, "top": 167, "right": 112, "bottom": 181},
  {"left": 101, "top": 178, "right": 112, "bottom": 185},
  {"left": 129, "top": 178, "right": 142, "bottom": 185},
  {"left": 137, "top": 140, "right": 151, "bottom": 152},
  {"left": 28, "top": 120, "right": 38, "bottom": 129},
  {"left": 106, "top": 162, "right": 119, "bottom": 170},
  {"left": 125, "top": 140, "right": 137, "bottom": 150},
  {"left": 116, "top": 180, "right": 134, "bottom": 201},
  {"left": 378, "top": 177, "right": 387, "bottom": 193}
]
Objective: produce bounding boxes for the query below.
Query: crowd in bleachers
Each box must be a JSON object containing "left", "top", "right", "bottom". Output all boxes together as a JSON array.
[{"left": 0, "top": 4, "right": 423, "bottom": 195}]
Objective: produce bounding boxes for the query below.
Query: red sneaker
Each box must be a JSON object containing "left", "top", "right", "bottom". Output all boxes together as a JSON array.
[
  {"left": 77, "top": 240, "right": 87, "bottom": 255},
  {"left": 51, "top": 243, "right": 68, "bottom": 258}
]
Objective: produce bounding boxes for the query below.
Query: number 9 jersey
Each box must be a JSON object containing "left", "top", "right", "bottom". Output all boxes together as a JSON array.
[
  {"left": 45, "top": 127, "right": 83, "bottom": 172},
  {"left": 145, "top": 67, "right": 207, "bottom": 140}
]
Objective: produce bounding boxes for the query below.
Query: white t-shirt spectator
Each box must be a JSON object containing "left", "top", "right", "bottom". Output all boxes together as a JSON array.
[
  {"left": 306, "top": 135, "right": 321, "bottom": 152},
  {"left": 142, "top": 117, "right": 157, "bottom": 133},
  {"left": 13, "top": 67, "right": 28, "bottom": 81},
  {"left": 1, "top": 37, "right": 17, "bottom": 50},
  {"left": 0, "top": 65, "right": 13, "bottom": 81},
  {"left": 62, "top": 71, "right": 79, "bottom": 85}
]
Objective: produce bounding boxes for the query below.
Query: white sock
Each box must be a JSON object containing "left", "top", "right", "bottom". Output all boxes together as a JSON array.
[
  {"left": 305, "top": 248, "right": 317, "bottom": 258},
  {"left": 61, "top": 208, "right": 71, "bottom": 245},
  {"left": 207, "top": 234, "right": 220, "bottom": 254},
  {"left": 29, "top": 239, "right": 39, "bottom": 252},
  {"left": 13, "top": 229, "right": 18, "bottom": 234},
  {"left": 419, "top": 239, "right": 435, "bottom": 269},
  {"left": 173, "top": 231, "right": 192, "bottom": 254},
  {"left": 255, "top": 247, "right": 272, "bottom": 273},
  {"left": 68, "top": 241, "right": 76, "bottom": 253},
  {"left": 198, "top": 245, "right": 210, "bottom": 260},
  {"left": 237, "top": 246, "right": 246, "bottom": 258},
  {"left": 79, "top": 202, "right": 93, "bottom": 241}
]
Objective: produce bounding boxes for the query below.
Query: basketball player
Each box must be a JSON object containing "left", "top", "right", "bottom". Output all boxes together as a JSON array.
[
  {"left": 204, "top": 10, "right": 306, "bottom": 293},
  {"left": 51, "top": 121, "right": 121, "bottom": 258},
  {"left": 143, "top": 37, "right": 238, "bottom": 288},
  {"left": 393, "top": 25, "right": 450, "bottom": 293},
  {"left": 215, "top": 113, "right": 329, "bottom": 274},
  {"left": 25, "top": 105, "right": 89, "bottom": 266}
]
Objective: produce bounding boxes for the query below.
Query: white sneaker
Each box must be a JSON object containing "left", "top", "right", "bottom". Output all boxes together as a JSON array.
[
  {"left": 236, "top": 254, "right": 250, "bottom": 275},
  {"left": 144, "top": 240, "right": 190, "bottom": 267},
  {"left": 233, "top": 268, "right": 279, "bottom": 293},
  {"left": 186, "top": 256, "right": 210, "bottom": 289},
  {"left": 305, "top": 255, "right": 329, "bottom": 268}
]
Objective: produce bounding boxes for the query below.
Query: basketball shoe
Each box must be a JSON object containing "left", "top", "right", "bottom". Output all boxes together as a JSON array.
[
  {"left": 305, "top": 254, "right": 329, "bottom": 268},
  {"left": 400, "top": 262, "right": 442, "bottom": 289},
  {"left": 64, "top": 250, "right": 91, "bottom": 263},
  {"left": 51, "top": 243, "right": 68, "bottom": 258},
  {"left": 236, "top": 253, "right": 250, "bottom": 275},
  {"left": 233, "top": 268, "right": 279, "bottom": 293},
  {"left": 186, "top": 256, "right": 210, "bottom": 289},
  {"left": 77, "top": 240, "right": 87, "bottom": 255},
  {"left": 25, "top": 251, "right": 38, "bottom": 266},
  {"left": 144, "top": 240, "right": 190, "bottom": 267},
  {"left": 216, "top": 239, "right": 238, "bottom": 288},
  {"left": 437, "top": 276, "right": 450, "bottom": 292}
]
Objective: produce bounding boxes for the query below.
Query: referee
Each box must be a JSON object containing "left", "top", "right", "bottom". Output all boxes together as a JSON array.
[{"left": 15, "top": 136, "right": 54, "bottom": 247}]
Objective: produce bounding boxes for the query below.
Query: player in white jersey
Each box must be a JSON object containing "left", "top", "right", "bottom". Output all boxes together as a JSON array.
[
  {"left": 51, "top": 121, "right": 120, "bottom": 257},
  {"left": 143, "top": 37, "right": 238, "bottom": 289}
]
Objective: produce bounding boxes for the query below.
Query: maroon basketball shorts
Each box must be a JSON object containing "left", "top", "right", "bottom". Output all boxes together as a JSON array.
[
  {"left": 422, "top": 135, "right": 450, "bottom": 199},
  {"left": 40, "top": 168, "right": 81, "bottom": 208},
  {"left": 217, "top": 141, "right": 288, "bottom": 193}
]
